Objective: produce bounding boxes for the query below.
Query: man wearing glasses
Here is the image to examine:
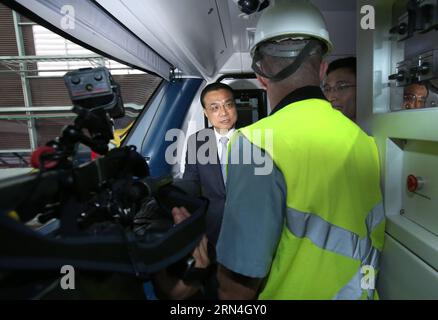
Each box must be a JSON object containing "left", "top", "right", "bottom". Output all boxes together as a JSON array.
[
  {"left": 403, "top": 83, "right": 428, "bottom": 109},
  {"left": 323, "top": 57, "right": 357, "bottom": 122},
  {"left": 183, "top": 82, "right": 238, "bottom": 247},
  {"left": 153, "top": 83, "right": 238, "bottom": 299}
]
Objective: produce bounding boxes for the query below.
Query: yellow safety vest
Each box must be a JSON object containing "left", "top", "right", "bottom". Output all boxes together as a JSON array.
[{"left": 238, "top": 98, "right": 385, "bottom": 300}]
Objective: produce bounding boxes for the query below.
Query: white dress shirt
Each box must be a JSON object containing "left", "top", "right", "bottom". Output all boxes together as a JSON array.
[{"left": 214, "top": 127, "right": 235, "bottom": 162}]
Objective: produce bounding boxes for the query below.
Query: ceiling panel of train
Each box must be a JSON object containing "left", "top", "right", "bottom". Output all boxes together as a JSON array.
[
  {"left": 11, "top": 0, "right": 357, "bottom": 81},
  {"left": 97, "top": 0, "right": 357, "bottom": 80},
  {"left": 97, "top": 0, "right": 236, "bottom": 80}
]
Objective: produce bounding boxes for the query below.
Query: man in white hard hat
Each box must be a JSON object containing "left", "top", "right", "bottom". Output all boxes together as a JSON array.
[{"left": 207, "top": 0, "right": 385, "bottom": 299}]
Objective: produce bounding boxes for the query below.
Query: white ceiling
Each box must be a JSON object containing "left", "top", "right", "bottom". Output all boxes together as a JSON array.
[
  {"left": 96, "top": 0, "right": 357, "bottom": 80},
  {"left": 311, "top": 0, "right": 357, "bottom": 12}
]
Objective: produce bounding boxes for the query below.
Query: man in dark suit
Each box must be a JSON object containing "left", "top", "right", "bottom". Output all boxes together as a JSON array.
[
  {"left": 183, "top": 83, "right": 238, "bottom": 246},
  {"left": 151, "top": 83, "right": 237, "bottom": 300}
]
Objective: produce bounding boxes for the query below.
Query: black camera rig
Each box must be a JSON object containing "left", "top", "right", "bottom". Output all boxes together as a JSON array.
[{"left": 0, "top": 67, "right": 207, "bottom": 298}]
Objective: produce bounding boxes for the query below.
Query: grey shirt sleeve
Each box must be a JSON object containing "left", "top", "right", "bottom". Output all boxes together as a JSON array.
[{"left": 216, "top": 133, "right": 286, "bottom": 278}]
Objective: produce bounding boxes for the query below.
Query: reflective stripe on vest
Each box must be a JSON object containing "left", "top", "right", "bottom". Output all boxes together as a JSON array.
[{"left": 286, "top": 202, "right": 384, "bottom": 299}]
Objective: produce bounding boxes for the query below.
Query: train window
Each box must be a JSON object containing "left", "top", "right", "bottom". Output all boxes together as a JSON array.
[
  {"left": 32, "top": 25, "right": 144, "bottom": 77},
  {"left": 0, "top": 4, "right": 162, "bottom": 174}
]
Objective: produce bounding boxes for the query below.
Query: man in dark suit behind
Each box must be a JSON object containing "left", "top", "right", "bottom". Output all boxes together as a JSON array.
[
  {"left": 183, "top": 83, "right": 237, "bottom": 246},
  {"left": 153, "top": 84, "right": 236, "bottom": 299}
]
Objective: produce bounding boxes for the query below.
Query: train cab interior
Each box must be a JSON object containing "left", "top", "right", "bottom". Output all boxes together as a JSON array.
[{"left": 0, "top": 0, "right": 437, "bottom": 299}]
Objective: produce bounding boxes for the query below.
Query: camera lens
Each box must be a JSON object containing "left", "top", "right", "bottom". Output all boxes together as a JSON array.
[{"left": 238, "top": 0, "right": 259, "bottom": 15}]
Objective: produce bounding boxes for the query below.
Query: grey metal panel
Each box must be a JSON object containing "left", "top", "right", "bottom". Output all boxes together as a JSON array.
[
  {"left": 358, "top": 0, "right": 438, "bottom": 299},
  {"left": 378, "top": 234, "right": 438, "bottom": 300},
  {"left": 98, "top": 0, "right": 233, "bottom": 81},
  {"left": 310, "top": 0, "right": 357, "bottom": 12},
  {"left": 385, "top": 215, "right": 438, "bottom": 272}
]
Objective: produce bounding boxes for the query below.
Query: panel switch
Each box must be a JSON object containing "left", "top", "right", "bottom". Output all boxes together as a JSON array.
[{"left": 407, "top": 174, "right": 424, "bottom": 192}]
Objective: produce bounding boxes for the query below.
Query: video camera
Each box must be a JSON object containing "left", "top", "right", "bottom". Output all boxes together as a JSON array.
[{"left": 0, "top": 67, "right": 207, "bottom": 299}]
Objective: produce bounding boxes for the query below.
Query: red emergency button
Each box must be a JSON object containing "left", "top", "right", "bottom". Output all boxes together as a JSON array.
[{"left": 407, "top": 174, "right": 423, "bottom": 192}]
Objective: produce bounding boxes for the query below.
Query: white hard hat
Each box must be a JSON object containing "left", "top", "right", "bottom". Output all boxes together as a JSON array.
[{"left": 250, "top": 0, "right": 333, "bottom": 56}]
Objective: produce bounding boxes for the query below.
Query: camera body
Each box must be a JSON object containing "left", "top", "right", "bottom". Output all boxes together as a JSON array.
[
  {"left": 237, "top": 0, "right": 270, "bottom": 15},
  {"left": 64, "top": 67, "right": 125, "bottom": 119},
  {"left": 0, "top": 67, "right": 207, "bottom": 299}
]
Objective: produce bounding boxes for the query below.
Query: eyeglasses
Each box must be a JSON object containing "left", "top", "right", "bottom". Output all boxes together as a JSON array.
[
  {"left": 403, "top": 94, "right": 427, "bottom": 104},
  {"left": 206, "top": 101, "right": 235, "bottom": 113},
  {"left": 322, "top": 83, "right": 356, "bottom": 94}
]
